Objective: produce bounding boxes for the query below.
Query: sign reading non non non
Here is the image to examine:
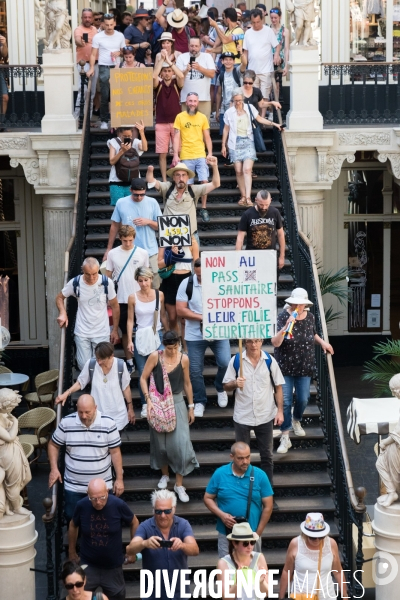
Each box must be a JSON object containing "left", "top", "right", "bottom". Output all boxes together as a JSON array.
[
  {"left": 110, "top": 68, "right": 153, "bottom": 128},
  {"left": 201, "top": 250, "right": 277, "bottom": 340},
  {"left": 158, "top": 215, "right": 192, "bottom": 247}
]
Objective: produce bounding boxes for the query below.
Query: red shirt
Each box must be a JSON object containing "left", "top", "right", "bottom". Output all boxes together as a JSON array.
[
  {"left": 155, "top": 80, "right": 182, "bottom": 124},
  {"left": 169, "top": 26, "right": 195, "bottom": 54}
]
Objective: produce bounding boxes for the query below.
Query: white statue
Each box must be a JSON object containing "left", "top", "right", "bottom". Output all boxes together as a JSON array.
[
  {"left": 0, "top": 389, "right": 31, "bottom": 520},
  {"left": 376, "top": 373, "right": 400, "bottom": 508},
  {"left": 287, "top": 0, "right": 320, "bottom": 47},
  {"left": 44, "top": 0, "right": 71, "bottom": 50}
]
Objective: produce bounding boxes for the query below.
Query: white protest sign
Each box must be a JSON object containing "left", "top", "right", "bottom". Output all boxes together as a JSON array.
[
  {"left": 157, "top": 214, "right": 192, "bottom": 247},
  {"left": 201, "top": 250, "right": 277, "bottom": 340}
]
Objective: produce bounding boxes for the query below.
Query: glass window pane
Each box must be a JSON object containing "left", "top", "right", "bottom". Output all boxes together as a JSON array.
[
  {"left": 348, "top": 222, "right": 383, "bottom": 332},
  {"left": 350, "top": 1, "right": 386, "bottom": 62},
  {"left": 347, "top": 170, "right": 384, "bottom": 214},
  {"left": 0, "top": 231, "right": 19, "bottom": 341},
  {"left": 394, "top": 0, "right": 400, "bottom": 62},
  {"left": 0, "top": 179, "right": 15, "bottom": 222}
]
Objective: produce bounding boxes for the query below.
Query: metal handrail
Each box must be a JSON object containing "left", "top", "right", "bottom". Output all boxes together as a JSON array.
[
  {"left": 322, "top": 61, "right": 400, "bottom": 66},
  {"left": 272, "top": 78, "right": 365, "bottom": 514}
]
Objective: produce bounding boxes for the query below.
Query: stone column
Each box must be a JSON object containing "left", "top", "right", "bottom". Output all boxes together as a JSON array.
[
  {"left": 372, "top": 502, "right": 400, "bottom": 600},
  {"left": 41, "top": 49, "right": 77, "bottom": 134},
  {"left": 43, "top": 194, "right": 74, "bottom": 369},
  {"left": 0, "top": 513, "right": 38, "bottom": 600},
  {"left": 295, "top": 190, "right": 325, "bottom": 263},
  {"left": 286, "top": 46, "right": 323, "bottom": 131}
]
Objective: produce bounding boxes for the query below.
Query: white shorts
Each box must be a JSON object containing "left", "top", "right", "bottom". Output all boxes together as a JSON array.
[{"left": 254, "top": 73, "right": 273, "bottom": 100}]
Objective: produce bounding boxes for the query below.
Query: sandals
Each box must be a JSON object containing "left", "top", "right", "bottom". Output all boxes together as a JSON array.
[
  {"left": 238, "top": 197, "right": 247, "bottom": 206},
  {"left": 245, "top": 197, "right": 254, "bottom": 206}
]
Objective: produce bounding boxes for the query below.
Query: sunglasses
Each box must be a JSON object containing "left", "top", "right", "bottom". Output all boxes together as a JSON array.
[
  {"left": 123, "top": 46, "right": 135, "bottom": 52},
  {"left": 154, "top": 508, "right": 173, "bottom": 515},
  {"left": 94, "top": 17, "right": 102, "bottom": 21},
  {"left": 88, "top": 495, "right": 107, "bottom": 502},
  {"left": 239, "top": 540, "right": 256, "bottom": 547},
  {"left": 243, "top": 81, "right": 253, "bottom": 85},
  {"left": 65, "top": 581, "right": 84, "bottom": 590},
  {"left": 132, "top": 192, "right": 146, "bottom": 197},
  {"left": 270, "top": 8, "right": 280, "bottom": 14},
  {"left": 103, "top": 13, "right": 114, "bottom": 19}
]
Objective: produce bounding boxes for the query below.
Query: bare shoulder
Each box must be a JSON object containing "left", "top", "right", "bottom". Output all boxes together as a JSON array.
[
  {"left": 181, "top": 353, "right": 190, "bottom": 367},
  {"left": 329, "top": 537, "right": 339, "bottom": 552}
]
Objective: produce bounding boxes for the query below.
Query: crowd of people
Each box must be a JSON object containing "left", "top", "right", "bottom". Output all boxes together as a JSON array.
[{"left": 51, "top": 4, "right": 345, "bottom": 600}]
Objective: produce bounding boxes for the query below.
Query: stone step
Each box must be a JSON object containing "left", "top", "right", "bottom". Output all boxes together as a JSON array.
[
  {"left": 86, "top": 200, "right": 283, "bottom": 214},
  {"left": 84, "top": 246, "right": 293, "bottom": 260},
  {"left": 87, "top": 188, "right": 281, "bottom": 202},
  {"left": 86, "top": 228, "right": 284, "bottom": 242},
  {"left": 122, "top": 447, "right": 327, "bottom": 470},
  {"left": 90, "top": 153, "right": 276, "bottom": 166},
  {"left": 88, "top": 175, "right": 279, "bottom": 188}
]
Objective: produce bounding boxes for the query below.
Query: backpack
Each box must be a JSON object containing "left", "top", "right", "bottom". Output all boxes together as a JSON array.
[
  {"left": 165, "top": 183, "right": 196, "bottom": 201},
  {"left": 72, "top": 274, "right": 109, "bottom": 301},
  {"left": 219, "top": 66, "right": 241, "bottom": 100},
  {"left": 88, "top": 357, "right": 125, "bottom": 390},
  {"left": 186, "top": 274, "right": 194, "bottom": 301},
  {"left": 233, "top": 351, "right": 276, "bottom": 392},
  {"left": 115, "top": 138, "right": 140, "bottom": 183}
]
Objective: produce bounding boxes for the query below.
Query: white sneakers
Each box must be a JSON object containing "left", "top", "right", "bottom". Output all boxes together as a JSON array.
[
  {"left": 292, "top": 419, "right": 306, "bottom": 436},
  {"left": 174, "top": 484, "right": 189, "bottom": 502},
  {"left": 217, "top": 391, "right": 228, "bottom": 408},
  {"left": 158, "top": 475, "right": 170, "bottom": 489},
  {"left": 277, "top": 435, "right": 292, "bottom": 454},
  {"left": 140, "top": 405, "right": 147, "bottom": 418},
  {"left": 194, "top": 403, "right": 205, "bottom": 417},
  {"left": 100, "top": 121, "right": 108, "bottom": 129}
]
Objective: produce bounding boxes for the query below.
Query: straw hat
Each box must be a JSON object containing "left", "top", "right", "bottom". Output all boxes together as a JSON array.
[
  {"left": 166, "top": 162, "right": 195, "bottom": 179},
  {"left": 158, "top": 31, "right": 175, "bottom": 43},
  {"left": 167, "top": 8, "right": 189, "bottom": 29},
  {"left": 226, "top": 522, "right": 259, "bottom": 541},
  {"left": 284, "top": 287, "right": 313, "bottom": 306},
  {"left": 300, "top": 513, "right": 330, "bottom": 538}
]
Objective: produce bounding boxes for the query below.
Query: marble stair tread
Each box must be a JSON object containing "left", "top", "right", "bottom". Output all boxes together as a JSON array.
[{"left": 86, "top": 200, "right": 282, "bottom": 212}]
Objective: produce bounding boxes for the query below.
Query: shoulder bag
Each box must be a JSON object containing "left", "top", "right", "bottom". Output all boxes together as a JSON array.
[
  {"left": 114, "top": 246, "right": 137, "bottom": 294},
  {"left": 289, "top": 539, "right": 323, "bottom": 600},
  {"left": 147, "top": 350, "right": 177, "bottom": 433},
  {"left": 248, "top": 106, "right": 267, "bottom": 153}
]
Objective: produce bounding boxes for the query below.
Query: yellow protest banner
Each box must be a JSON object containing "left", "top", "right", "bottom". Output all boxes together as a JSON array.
[{"left": 110, "top": 68, "right": 153, "bottom": 128}]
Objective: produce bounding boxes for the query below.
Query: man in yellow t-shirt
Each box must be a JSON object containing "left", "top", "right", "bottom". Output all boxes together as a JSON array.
[
  {"left": 172, "top": 93, "right": 213, "bottom": 222},
  {"left": 207, "top": 7, "right": 244, "bottom": 65}
]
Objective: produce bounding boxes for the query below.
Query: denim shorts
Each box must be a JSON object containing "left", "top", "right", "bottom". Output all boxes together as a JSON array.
[{"left": 182, "top": 157, "right": 209, "bottom": 183}]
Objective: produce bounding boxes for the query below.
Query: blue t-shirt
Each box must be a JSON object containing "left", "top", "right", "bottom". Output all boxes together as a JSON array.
[
  {"left": 72, "top": 495, "right": 134, "bottom": 569},
  {"left": 136, "top": 516, "right": 194, "bottom": 599},
  {"left": 205, "top": 463, "right": 273, "bottom": 535},
  {"left": 111, "top": 195, "right": 162, "bottom": 256}
]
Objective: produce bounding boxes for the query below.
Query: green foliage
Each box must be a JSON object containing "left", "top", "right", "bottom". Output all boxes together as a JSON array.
[
  {"left": 324, "top": 306, "right": 344, "bottom": 325},
  {"left": 319, "top": 267, "right": 350, "bottom": 307},
  {"left": 362, "top": 339, "right": 400, "bottom": 397}
]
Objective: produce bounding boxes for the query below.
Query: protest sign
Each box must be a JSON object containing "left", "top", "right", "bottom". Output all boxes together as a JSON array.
[
  {"left": 110, "top": 68, "right": 153, "bottom": 128},
  {"left": 158, "top": 215, "right": 192, "bottom": 247},
  {"left": 201, "top": 250, "right": 277, "bottom": 341}
]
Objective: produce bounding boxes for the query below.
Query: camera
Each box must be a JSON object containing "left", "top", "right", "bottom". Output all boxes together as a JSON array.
[
  {"left": 225, "top": 516, "right": 247, "bottom": 535},
  {"left": 159, "top": 539, "right": 173, "bottom": 548}
]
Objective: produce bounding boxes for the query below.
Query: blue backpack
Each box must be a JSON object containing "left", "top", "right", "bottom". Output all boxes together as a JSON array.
[{"left": 233, "top": 351, "right": 276, "bottom": 392}]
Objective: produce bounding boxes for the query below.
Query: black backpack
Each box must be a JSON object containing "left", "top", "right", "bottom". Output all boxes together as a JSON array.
[
  {"left": 165, "top": 183, "right": 196, "bottom": 201},
  {"left": 115, "top": 138, "right": 140, "bottom": 183}
]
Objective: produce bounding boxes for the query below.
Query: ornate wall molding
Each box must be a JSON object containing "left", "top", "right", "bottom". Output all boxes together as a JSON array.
[
  {"left": 325, "top": 153, "right": 355, "bottom": 181},
  {"left": 0, "top": 137, "right": 28, "bottom": 150},
  {"left": 9, "top": 158, "right": 40, "bottom": 186},
  {"left": 36, "top": 151, "right": 49, "bottom": 186},
  {"left": 68, "top": 150, "right": 79, "bottom": 185},
  {"left": 377, "top": 153, "right": 400, "bottom": 178},
  {"left": 338, "top": 132, "right": 391, "bottom": 146}
]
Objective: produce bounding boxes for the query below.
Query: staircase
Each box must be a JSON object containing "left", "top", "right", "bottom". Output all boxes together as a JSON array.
[{"left": 78, "top": 125, "right": 338, "bottom": 599}]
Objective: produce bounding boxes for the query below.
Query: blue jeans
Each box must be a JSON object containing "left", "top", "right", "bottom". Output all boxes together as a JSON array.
[
  {"left": 135, "top": 343, "right": 163, "bottom": 405},
  {"left": 64, "top": 489, "right": 86, "bottom": 523},
  {"left": 182, "top": 158, "right": 209, "bottom": 183},
  {"left": 280, "top": 375, "right": 311, "bottom": 432},
  {"left": 186, "top": 339, "right": 231, "bottom": 405}
]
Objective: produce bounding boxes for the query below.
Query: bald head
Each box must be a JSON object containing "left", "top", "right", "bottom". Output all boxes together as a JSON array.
[
  {"left": 230, "top": 441, "right": 251, "bottom": 474},
  {"left": 77, "top": 394, "right": 97, "bottom": 427},
  {"left": 88, "top": 478, "right": 108, "bottom": 496},
  {"left": 231, "top": 441, "right": 250, "bottom": 456}
]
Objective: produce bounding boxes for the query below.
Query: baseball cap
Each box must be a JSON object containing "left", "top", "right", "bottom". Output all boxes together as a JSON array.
[{"left": 221, "top": 52, "right": 236, "bottom": 59}]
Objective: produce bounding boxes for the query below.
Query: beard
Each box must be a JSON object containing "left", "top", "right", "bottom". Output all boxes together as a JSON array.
[
  {"left": 257, "top": 208, "right": 269, "bottom": 216},
  {"left": 186, "top": 107, "right": 198, "bottom": 115},
  {"left": 176, "top": 181, "right": 186, "bottom": 188}
]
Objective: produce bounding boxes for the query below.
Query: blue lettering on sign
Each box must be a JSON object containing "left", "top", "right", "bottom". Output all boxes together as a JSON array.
[
  {"left": 207, "top": 312, "right": 236, "bottom": 323},
  {"left": 239, "top": 256, "right": 255, "bottom": 267}
]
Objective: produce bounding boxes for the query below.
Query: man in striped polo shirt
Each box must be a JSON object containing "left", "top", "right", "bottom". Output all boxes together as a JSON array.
[{"left": 48, "top": 395, "right": 123, "bottom": 523}]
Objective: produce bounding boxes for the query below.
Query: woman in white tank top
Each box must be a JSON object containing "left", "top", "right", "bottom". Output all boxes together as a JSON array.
[{"left": 279, "top": 513, "right": 349, "bottom": 600}]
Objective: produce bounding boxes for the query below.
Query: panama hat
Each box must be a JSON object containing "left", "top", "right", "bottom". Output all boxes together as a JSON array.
[
  {"left": 300, "top": 513, "right": 330, "bottom": 538},
  {"left": 158, "top": 31, "right": 175, "bottom": 42},
  {"left": 166, "top": 162, "right": 195, "bottom": 179},
  {"left": 167, "top": 8, "right": 189, "bottom": 29},
  {"left": 132, "top": 8, "right": 149, "bottom": 18},
  {"left": 226, "top": 522, "right": 259, "bottom": 541},
  {"left": 284, "top": 287, "right": 313, "bottom": 306}
]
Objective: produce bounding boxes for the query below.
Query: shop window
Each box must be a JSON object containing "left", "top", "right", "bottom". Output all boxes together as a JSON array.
[
  {"left": 350, "top": 0, "right": 387, "bottom": 61},
  {"left": 394, "top": 0, "right": 400, "bottom": 61},
  {"left": 347, "top": 170, "right": 384, "bottom": 214}
]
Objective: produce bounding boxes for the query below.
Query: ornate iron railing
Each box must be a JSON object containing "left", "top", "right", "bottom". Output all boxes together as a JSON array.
[
  {"left": 41, "top": 80, "right": 92, "bottom": 600},
  {"left": 272, "top": 81, "right": 367, "bottom": 597},
  {"left": 321, "top": 62, "right": 400, "bottom": 125},
  {"left": 0, "top": 64, "right": 43, "bottom": 128}
]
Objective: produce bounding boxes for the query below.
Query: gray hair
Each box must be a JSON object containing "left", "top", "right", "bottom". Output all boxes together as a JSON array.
[
  {"left": 82, "top": 257, "right": 100, "bottom": 269},
  {"left": 231, "top": 87, "right": 245, "bottom": 101},
  {"left": 151, "top": 489, "right": 177, "bottom": 508},
  {"left": 134, "top": 266, "right": 154, "bottom": 281},
  {"left": 256, "top": 190, "right": 271, "bottom": 200},
  {"left": 244, "top": 69, "right": 256, "bottom": 82}
]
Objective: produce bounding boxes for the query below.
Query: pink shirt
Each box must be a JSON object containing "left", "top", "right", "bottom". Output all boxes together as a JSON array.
[{"left": 74, "top": 25, "right": 98, "bottom": 63}]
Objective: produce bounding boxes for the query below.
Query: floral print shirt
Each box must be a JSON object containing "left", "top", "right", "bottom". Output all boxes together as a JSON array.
[{"left": 274, "top": 310, "right": 317, "bottom": 377}]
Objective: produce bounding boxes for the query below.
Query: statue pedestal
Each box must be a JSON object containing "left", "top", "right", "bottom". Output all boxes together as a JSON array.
[
  {"left": 372, "top": 502, "right": 400, "bottom": 599},
  {"left": 0, "top": 513, "right": 38, "bottom": 599},
  {"left": 41, "top": 49, "right": 77, "bottom": 134},
  {"left": 286, "top": 46, "right": 323, "bottom": 131}
]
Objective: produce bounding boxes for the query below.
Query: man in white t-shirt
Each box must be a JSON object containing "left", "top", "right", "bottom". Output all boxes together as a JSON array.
[
  {"left": 176, "top": 36, "right": 216, "bottom": 122},
  {"left": 87, "top": 13, "right": 125, "bottom": 129},
  {"left": 105, "top": 225, "right": 149, "bottom": 374},
  {"left": 242, "top": 8, "right": 281, "bottom": 116},
  {"left": 56, "top": 257, "right": 120, "bottom": 371}
]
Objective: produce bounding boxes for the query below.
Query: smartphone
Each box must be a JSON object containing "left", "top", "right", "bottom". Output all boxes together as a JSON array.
[
  {"left": 82, "top": 33, "right": 89, "bottom": 43},
  {"left": 124, "top": 137, "right": 131, "bottom": 145},
  {"left": 159, "top": 540, "right": 173, "bottom": 548},
  {"left": 189, "top": 56, "right": 195, "bottom": 65}
]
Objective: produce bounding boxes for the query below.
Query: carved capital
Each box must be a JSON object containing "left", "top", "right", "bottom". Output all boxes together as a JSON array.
[
  {"left": 325, "top": 153, "right": 355, "bottom": 182},
  {"left": 0, "top": 137, "right": 28, "bottom": 151},
  {"left": 37, "top": 151, "right": 49, "bottom": 186},
  {"left": 378, "top": 153, "right": 400, "bottom": 179},
  {"left": 287, "top": 148, "right": 298, "bottom": 180},
  {"left": 68, "top": 150, "right": 80, "bottom": 185},
  {"left": 9, "top": 157, "right": 40, "bottom": 186},
  {"left": 338, "top": 132, "right": 391, "bottom": 146}
]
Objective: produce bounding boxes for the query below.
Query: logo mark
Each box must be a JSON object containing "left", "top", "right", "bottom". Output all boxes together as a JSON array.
[{"left": 372, "top": 551, "right": 399, "bottom": 586}]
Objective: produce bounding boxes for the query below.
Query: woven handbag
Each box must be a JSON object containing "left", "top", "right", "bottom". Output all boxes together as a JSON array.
[{"left": 147, "top": 351, "right": 177, "bottom": 433}]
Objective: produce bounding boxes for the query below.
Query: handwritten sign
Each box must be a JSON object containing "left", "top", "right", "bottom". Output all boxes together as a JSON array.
[
  {"left": 158, "top": 215, "right": 192, "bottom": 247},
  {"left": 201, "top": 250, "right": 277, "bottom": 340},
  {"left": 110, "top": 68, "right": 153, "bottom": 128}
]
